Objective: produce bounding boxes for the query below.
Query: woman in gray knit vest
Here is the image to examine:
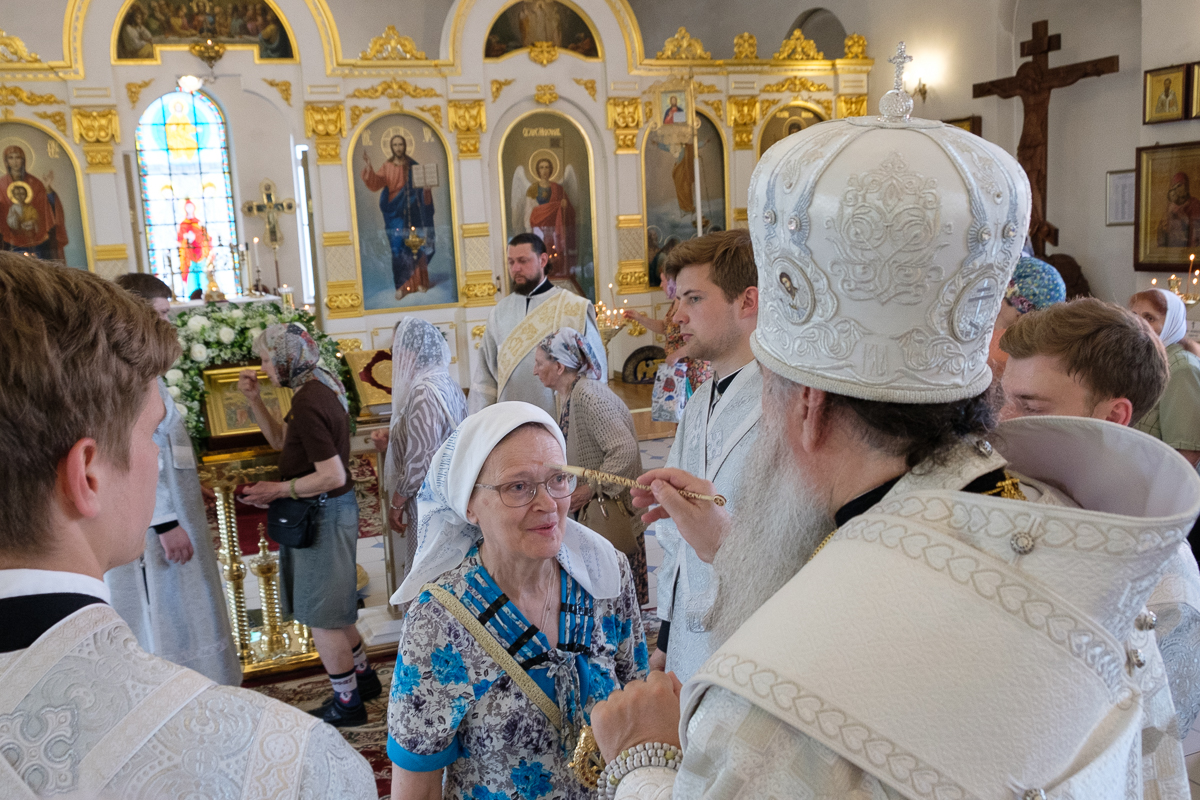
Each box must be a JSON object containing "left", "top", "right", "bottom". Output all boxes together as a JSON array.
[{"left": 533, "top": 327, "right": 649, "bottom": 604}]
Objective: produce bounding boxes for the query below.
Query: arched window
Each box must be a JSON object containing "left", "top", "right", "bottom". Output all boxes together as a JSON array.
[{"left": 135, "top": 91, "right": 241, "bottom": 298}]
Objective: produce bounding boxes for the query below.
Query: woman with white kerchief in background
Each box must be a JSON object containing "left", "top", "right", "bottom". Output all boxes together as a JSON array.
[
  {"left": 1130, "top": 288, "right": 1200, "bottom": 470},
  {"left": 386, "top": 403, "right": 648, "bottom": 800},
  {"left": 372, "top": 318, "right": 467, "bottom": 604}
]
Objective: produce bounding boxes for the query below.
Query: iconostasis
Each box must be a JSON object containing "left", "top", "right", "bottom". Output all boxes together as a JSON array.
[{"left": 0, "top": 0, "right": 872, "bottom": 386}]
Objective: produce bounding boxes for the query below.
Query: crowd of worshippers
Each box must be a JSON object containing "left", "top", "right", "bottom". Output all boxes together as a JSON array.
[{"left": 3, "top": 108, "right": 1200, "bottom": 800}]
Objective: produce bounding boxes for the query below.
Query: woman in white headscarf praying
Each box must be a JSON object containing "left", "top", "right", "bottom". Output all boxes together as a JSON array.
[
  {"left": 371, "top": 318, "right": 467, "bottom": 605},
  {"left": 533, "top": 326, "right": 651, "bottom": 605},
  {"left": 386, "top": 402, "right": 648, "bottom": 800},
  {"left": 1130, "top": 288, "right": 1200, "bottom": 471}
]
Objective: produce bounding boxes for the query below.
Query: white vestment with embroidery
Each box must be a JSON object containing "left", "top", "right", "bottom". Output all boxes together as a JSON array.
[
  {"left": 0, "top": 604, "right": 376, "bottom": 799},
  {"left": 618, "top": 417, "right": 1200, "bottom": 800},
  {"left": 655, "top": 362, "right": 763, "bottom": 681}
]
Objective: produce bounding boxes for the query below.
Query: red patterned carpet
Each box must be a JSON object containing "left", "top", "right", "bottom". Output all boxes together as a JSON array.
[{"left": 246, "top": 655, "right": 398, "bottom": 799}]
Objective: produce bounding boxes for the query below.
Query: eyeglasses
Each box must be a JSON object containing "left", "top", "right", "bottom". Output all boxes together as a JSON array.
[{"left": 474, "top": 472, "right": 578, "bottom": 508}]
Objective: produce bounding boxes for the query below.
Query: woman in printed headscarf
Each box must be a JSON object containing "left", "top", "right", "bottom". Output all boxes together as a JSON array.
[
  {"left": 370, "top": 318, "right": 467, "bottom": 608},
  {"left": 386, "top": 402, "right": 648, "bottom": 800},
  {"left": 988, "top": 255, "right": 1068, "bottom": 383},
  {"left": 533, "top": 327, "right": 650, "bottom": 605},
  {"left": 238, "top": 323, "right": 381, "bottom": 728},
  {"left": 1130, "top": 288, "right": 1200, "bottom": 471}
]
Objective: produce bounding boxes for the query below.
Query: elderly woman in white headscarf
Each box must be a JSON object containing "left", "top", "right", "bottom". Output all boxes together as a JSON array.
[
  {"left": 386, "top": 402, "right": 648, "bottom": 800},
  {"left": 533, "top": 327, "right": 650, "bottom": 605},
  {"left": 371, "top": 318, "right": 467, "bottom": 599},
  {"left": 1130, "top": 288, "right": 1200, "bottom": 471}
]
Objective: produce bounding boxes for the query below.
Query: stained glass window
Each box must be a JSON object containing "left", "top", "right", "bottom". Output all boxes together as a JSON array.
[{"left": 136, "top": 91, "right": 242, "bottom": 298}]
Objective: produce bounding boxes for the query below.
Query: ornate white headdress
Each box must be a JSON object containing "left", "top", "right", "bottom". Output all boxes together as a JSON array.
[{"left": 749, "top": 43, "right": 1032, "bottom": 403}]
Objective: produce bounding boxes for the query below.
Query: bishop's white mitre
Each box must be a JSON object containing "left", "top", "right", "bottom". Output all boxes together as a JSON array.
[{"left": 748, "top": 64, "right": 1032, "bottom": 403}]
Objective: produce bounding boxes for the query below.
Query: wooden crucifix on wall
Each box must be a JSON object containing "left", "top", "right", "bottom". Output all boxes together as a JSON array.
[{"left": 973, "top": 20, "right": 1118, "bottom": 257}]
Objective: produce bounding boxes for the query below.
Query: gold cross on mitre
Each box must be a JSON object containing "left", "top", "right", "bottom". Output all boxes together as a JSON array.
[{"left": 241, "top": 179, "right": 295, "bottom": 250}]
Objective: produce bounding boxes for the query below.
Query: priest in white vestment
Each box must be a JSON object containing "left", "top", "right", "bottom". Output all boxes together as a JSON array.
[
  {"left": 649, "top": 230, "right": 763, "bottom": 680},
  {"left": 584, "top": 65, "right": 1200, "bottom": 800},
  {"left": 0, "top": 256, "right": 375, "bottom": 799},
  {"left": 469, "top": 232, "right": 606, "bottom": 417}
]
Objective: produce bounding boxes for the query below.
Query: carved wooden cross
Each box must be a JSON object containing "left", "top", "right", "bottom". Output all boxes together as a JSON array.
[
  {"left": 973, "top": 21, "right": 1118, "bottom": 257},
  {"left": 241, "top": 179, "right": 295, "bottom": 250}
]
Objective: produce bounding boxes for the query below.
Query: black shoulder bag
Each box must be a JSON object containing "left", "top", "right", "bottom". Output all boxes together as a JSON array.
[{"left": 267, "top": 493, "right": 327, "bottom": 548}]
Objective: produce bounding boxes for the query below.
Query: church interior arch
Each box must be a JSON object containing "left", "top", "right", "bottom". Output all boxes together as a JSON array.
[{"left": 483, "top": 0, "right": 604, "bottom": 63}]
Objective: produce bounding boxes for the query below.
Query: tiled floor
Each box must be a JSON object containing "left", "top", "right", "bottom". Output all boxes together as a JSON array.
[{"left": 1186, "top": 722, "right": 1200, "bottom": 797}]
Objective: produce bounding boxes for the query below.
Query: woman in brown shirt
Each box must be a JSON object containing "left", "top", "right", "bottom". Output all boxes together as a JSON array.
[{"left": 239, "top": 323, "right": 379, "bottom": 727}]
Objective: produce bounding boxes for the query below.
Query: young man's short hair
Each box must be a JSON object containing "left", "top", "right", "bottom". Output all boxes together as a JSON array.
[
  {"left": 0, "top": 254, "right": 180, "bottom": 553},
  {"left": 115, "top": 272, "right": 173, "bottom": 301},
  {"left": 999, "top": 297, "right": 1169, "bottom": 422},
  {"left": 662, "top": 229, "right": 757, "bottom": 302}
]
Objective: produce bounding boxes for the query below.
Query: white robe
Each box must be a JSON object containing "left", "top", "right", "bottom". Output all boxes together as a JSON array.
[
  {"left": 0, "top": 602, "right": 376, "bottom": 799},
  {"left": 468, "top": 285, "right": 606, "bottom": 417},
  {"left": 618, "top": 417, "right": 1200, "bottom": 799},
  {"left": 655, "top": 362, "right": 762, "bottom": 680},
  {"left": 105, "top": 379, "right": 241, "bottom": 686}
]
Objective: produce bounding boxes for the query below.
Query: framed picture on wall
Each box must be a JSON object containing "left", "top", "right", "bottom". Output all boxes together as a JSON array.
[
  {"left": 1134, "top": 140, "right": 1200, "bottom": 271},
  {"left": 1192, "top": 63, "right": 1200, "bottom": 119},
  {"left": 943, "top": 115, "right": 982, "bottom": 136},
  {"left": 1143, "top": 64, "right": 1188, "bottom": 124},
  {"left": 1106, "top": 169, "right": 1135, "bottom": 226}
]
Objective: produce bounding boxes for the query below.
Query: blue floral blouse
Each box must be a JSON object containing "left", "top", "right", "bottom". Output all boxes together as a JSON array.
[{"left": 387, "top": 544, "right": 649, "bottom": 800}]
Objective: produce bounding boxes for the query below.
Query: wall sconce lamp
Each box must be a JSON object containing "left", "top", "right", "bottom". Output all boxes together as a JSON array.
[{"left": 911, "top": 78, "right": 928, "bottom": 102}]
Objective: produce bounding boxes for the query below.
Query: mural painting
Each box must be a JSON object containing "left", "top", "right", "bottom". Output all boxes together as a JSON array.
[
  {"left": 116, "top": 0, "right": 294, "bottom": 61},
  {"left": 0, "top": 123, "right": 87, "bottom": 268},
  {"left": 484, "top": 0, "right": 598, "bottom": 58}
]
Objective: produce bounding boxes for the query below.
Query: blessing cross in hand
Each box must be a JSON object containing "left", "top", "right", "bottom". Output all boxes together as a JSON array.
[{"left": 973, "top": 20, "right": 1118, "bottom": 257}]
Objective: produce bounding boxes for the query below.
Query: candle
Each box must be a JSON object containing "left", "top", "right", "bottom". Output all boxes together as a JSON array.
[
  {"left": 608, "top": 283, "right": 615, "bottom": 307},
  {"left": 253, "top": 236, "right": 261, "bottom": 276},
  {"left": 1152, "top": 278, "right": 1158, "bottom": 285}
]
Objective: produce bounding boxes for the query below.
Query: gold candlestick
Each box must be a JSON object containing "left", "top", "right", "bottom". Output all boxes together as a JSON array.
[
  {"left": 210, "top": 482, "right": 252, "bottom": 665},
  {"left": 249, "top": 524, "right": 287, "bottom": 658}
]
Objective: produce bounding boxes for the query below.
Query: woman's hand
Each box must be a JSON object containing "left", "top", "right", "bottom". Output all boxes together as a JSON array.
[
  {"left": 631, "top": 468, "right": 731, "bottom": 563},
  {"left": 569, "top": 483, "right": 594, "bottom": 513},
  {"left": 622, "top": 309, "right": 667, "bottom": 335},
  {"left": 238, "top": 481, "right": 284, "bottom": 508},
  {"left": 237, "top": 369, "right": 261, "bottom": 401},
  {"left": 389, "top": 497, "right": 407, "bottom": 533},
  {"left": 371, "top": 428, "right": 390, "bottom": 454},
  {"left": 592, "top": 671, "right": 683, "bottom": 762}
]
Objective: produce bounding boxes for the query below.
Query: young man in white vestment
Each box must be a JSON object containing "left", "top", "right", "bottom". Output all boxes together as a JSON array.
[
  {"left": 649, "top": 229, "right": 761, "bottom": 680},
  {"left": 468, "top": 232, "right": 606, "bottom": 416},
  {"left": 101, "top": 272, "right": 242, "bottom": 687},
  {"left": 0, "top": 254, "right": 376, "bottom": 799},
  {"left": 585, "top": 79, "right": 1200, "bottom": 800},
  {"left": 998, "top": 298, "right": 1200, "bottom": 794}
]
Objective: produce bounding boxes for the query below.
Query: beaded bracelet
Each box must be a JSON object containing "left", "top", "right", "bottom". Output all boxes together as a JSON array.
[{"left": 597, "top": 742, "right": 681, "bottom": 799}]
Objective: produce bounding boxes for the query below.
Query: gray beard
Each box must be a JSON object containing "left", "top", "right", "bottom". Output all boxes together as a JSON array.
[{"left": 705, "top": 422, "right": 834, "bottom": 645}]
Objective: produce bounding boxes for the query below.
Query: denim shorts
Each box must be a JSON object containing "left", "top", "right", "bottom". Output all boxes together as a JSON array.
[{"left": 279, "top": 491, "right": 359, "bottom": 629}]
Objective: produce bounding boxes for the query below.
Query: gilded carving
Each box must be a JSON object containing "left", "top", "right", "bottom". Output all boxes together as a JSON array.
[
  {"left": 360, "top": 25, "right": 426, "bottom": 60},
  {"left": 773, "top": 29, "right": 823, "bottom": 60},
  {"left": 448, "top": 99, "right": 485, "bottom": 159},
  {"left": 417, "top": 104, "right": 443, "bottom": 127},
  {"left": 336, "top": 338, "right": 363, "bottom": 353},
  {"left": 471, "top": 323, "right": 487, "bottom": 347},
  {"left": 694, "top": 82, "right": 719, "bottom": 95},
  {"left": 657, "top": 27, "right": 710, "bottom": 60},
  {"left": 349, "top": 79, "right": 440, "bottom": 100},
  {"left": 573, "top": 78, "right": 597, "bottom": 101},
  {"left": 0, "top": 29, "right": 40, "bottom": 63},
  {"left": 844, "top": 33, "right": 868, "bottom": 59},
  {"left": 325, "top": 279, "right": 364, "bottom": 318},
  {"left": 761, "top": 77, "right": 830, "bottom": 93},
  {"left": 464, "top": 282, "right": 498, "bottom": 304},
  {"left": 125, "top": 79, "right": 154, "bottom": 107},
  {"left": 816, "top": 97, "right": 834, "bottom": 118},
  {"left": 33, "top": 111, "right": 66, "bottom": 133},
  {"left": 529, "top": 41, "right": 558, "bottom": 66},
  {"left": 72, "top": 108, "right": 119, "bottom": 144},
  {"left": 534, "top": 85, "right": 558, "bottom": 105},
  {"left": 262, "top": 78, "right": 292, "bottom": 106},
  {"left": 727, "top": 96, "right": 758, "bottom": 152},
  {"left": 837, "top": 95, "right": 868, "bottom": 118},
  {"left": 0, "top": 84, "right": 62, "bottom": 106},
  {"left": 759, "top": 98, "right": 779, "bottom": 119},
  {"left": 616, "top": 263, "right": 649, "bottom": 293},
  {"left": 326, "top": 292, "right": 363, "bottom": 310},
  {"left": 733, "top": 33, "right": 758, "bottom": 60},
  {"left": 491, "top": 79, "right": 514, "bottom": 102},
  {"left": 349, "top": 105, "right": 376, "bottom": 127},
  {"left": 304, "top": 103, "right": 346, "bottom": 165},
  {"left": 644, "top": 100, "right": 652, "bottom": 123},
  {"left": 702, "top": 99, "right": 724, "bottom": 121},
  {"left": 606, "top": 97, "right": 643, "bottom": 155}
]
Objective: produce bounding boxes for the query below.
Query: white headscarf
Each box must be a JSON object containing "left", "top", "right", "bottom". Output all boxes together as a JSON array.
[
  {"left": 391, "top": 401, "right": 622, "bottom": 604},
  {"left": 1154, "top": 288, "right": 1188, "bottom": 347},
  {"left": 385, "top": 318, "right": 466, "bottom": 492}
]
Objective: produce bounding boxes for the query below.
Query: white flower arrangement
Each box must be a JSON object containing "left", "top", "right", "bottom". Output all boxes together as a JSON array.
[{"left": 170, "top": 303, "right": 348, "bottom": 441}]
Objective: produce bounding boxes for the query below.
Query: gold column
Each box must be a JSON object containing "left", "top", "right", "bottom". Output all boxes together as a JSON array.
[
  {"left": 212, "top": 484, "right": 253, "bottom": 665},
  {"left": 249, "top": 524, "right": 287, "bottom": 658}
]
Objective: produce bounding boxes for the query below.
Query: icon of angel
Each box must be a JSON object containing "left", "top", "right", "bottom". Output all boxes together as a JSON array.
[{"left": 510, "top": 148, "right": 578, "bottom": 279}]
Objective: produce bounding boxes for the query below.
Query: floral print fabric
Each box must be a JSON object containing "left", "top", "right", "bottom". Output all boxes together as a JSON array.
[{"left": 387, "top": 545, "right": 648, "bottom": 799}]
